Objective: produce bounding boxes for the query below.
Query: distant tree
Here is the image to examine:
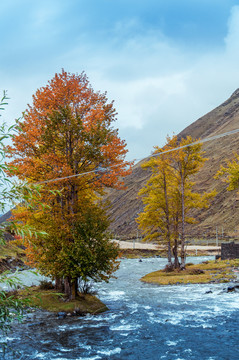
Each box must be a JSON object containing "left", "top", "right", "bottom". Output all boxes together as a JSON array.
[
  {"left": 216, "top": 154, "right": 239, "bottom": 191},
  {"left": 137, "top": 135, "right": 215, "bottom": 269},
  {"left": 8, "top": 70, "right": 131, "bottom": 299}
]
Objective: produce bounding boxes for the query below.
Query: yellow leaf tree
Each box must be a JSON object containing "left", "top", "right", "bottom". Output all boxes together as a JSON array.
[{"left": 137, "top": 135, "right": 215, "bottom": 269}]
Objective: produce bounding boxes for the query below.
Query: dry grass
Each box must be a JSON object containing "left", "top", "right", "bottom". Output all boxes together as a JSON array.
[
  {"left": 140, "top": 259, "right": 239, "bottom": 285},
  {"left": 119, "top": 249, "right": 162, "bottom": 258},
  {"left": 0, "top": 242, "right": 25, "bottom": 259}
]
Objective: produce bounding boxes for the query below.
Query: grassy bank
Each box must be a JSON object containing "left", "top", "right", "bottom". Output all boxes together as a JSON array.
[
  {"left": 119, "top": 247, "right": 219, "bottom": 259},
  {"left": 120, "top": 249, "right": 163, "bottom": 258},
  {"left": 16, "top": 285, "right": 108, "bottom": 315},
  {"left": 141, "top": 259, "right": 239, "bottom": 285},
  {"left": 0, "top": 242, "right": 108, "bottom": 316}
]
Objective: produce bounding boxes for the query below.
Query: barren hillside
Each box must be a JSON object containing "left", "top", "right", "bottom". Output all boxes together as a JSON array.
[{"left": 105, "top": 89, "right": 239, "bottom": 240}]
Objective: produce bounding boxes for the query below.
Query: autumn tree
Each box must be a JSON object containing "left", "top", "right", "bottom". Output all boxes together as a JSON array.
[
  {"left": 137, "top": 135, "right": 215, "bottom": 269},
  {"left": 169, "top": 136, "right": 216, "bottom": 267},
  {"left": 8, "top": 70, "right": 131, "bottom": 299},
  {"left": 137, "top": 137, "right": 179, "bottom": 267}
]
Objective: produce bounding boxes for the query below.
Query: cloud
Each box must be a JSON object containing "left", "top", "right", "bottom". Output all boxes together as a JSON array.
[
  {"left": 225, "top": 5, "right": 239, "bottom": 55},
  {"left": 91, "top": 5, "right": 239, "bottom": 160},
  {"left": 2, "top": 3, "right": 239, "bottom": 161}
]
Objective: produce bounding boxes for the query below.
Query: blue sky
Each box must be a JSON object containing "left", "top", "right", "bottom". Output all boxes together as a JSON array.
[{"left": 1, "top": 0, "right": 239, "bottom": 161}]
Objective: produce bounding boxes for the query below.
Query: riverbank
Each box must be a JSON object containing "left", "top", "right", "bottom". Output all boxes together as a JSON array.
[
  {"left": 120, "top": 248, "right": 162, "bottom": 258},
  {"left": 15, "top": 285, "right": 108, "bottom": 315},
  {"left": 120, "top": 247, "right": 219, "bottom": 259},
  {"left": 114, "top": 240, "right": 220, "bottom": 256},
  {"left": 0, "top": 242, "right": 108, "bottom": 316},
  {"left": 140, "top": 259, "right": 239, "bottom": 285}
]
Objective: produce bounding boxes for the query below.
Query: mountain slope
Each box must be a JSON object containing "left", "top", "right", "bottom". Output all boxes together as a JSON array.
[{"left": 106, "top": 89, "right": 239, "bottom": 240}]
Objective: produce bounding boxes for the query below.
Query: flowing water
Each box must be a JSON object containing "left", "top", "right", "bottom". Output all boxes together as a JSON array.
[{"left": 2, "top": 256, "right": 239, "bottom": 360}]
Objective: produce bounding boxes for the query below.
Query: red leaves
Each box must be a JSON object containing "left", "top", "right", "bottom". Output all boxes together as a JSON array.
[{"left": 9, "top": 69, "right": 132, "bottom": 189}]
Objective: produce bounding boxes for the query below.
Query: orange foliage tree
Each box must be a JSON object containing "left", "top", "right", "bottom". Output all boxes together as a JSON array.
[{"left": 8, "top": 70, "right": 131, "bottom": 299}]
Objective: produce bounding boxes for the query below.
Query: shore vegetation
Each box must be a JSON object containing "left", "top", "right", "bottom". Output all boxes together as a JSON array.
[
  {"left": 15, "top": 285, "right": 108, "bottom": 315},
  {"left": 140, "top": 259, "right": 239, "bottom": 285}
]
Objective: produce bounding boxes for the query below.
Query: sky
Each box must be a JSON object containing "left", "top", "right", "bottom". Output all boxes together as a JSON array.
[{"left": 1, "top": 0, "right": 239, "bottom": 161}]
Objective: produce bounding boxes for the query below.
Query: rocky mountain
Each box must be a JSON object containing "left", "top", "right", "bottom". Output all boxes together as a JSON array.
[{"left": 105, "top": 89, "right": 239, "bottom": 240}]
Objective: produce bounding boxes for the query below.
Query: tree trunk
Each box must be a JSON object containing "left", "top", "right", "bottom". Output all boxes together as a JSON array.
[
  {"left": 71, "top": 279, "right": 78, "bottom": 300},
  {"left": 163, "top": 171, "right": 172, "bottom": 266},
  {"left": 173, "top": 218, "right": 180, "bottom": 269},
  {"left": 64, "top": 276, "right": 72, "bottom": 299},
  {"left": 180, "top": 175, "right": 186, "bottom": 269},
  {"left": 64, "top": 276, "right": 78, "bottom": 300},
  {"left": 167, "top": 241, "right": 172, "bottom": 266},
  {"left": 55, "top": 276, "right": 64, "bottom": 292},
  {"left": 173, "top": 239, "right": 180, "bottom": 269}
]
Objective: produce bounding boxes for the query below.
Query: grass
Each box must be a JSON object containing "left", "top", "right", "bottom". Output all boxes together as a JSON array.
[
  {"left": 140, "top": 259, "right": 239, "bottom": 285},
  {"left": 0, "top": 242, "right": 25, "bottom": 259},
  {"left": 15, "top": 286, "right": 108, "bottom": 315},
  {"left": 0, "top": 242, "right": 108, "bottom": 315},
  {"left": 0, "top": 242, "right": 26, "bottom": 273},
  {"left": 119, "top": 248, "right": 219, "bottom": 259}
]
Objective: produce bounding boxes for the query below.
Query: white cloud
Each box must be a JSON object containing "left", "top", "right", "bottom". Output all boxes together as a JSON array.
[
  {"left": 92, "top": 7, "right": 239, "bottom": 159},
  {"left": 225, "top": 6, "right": 239, "bottom": 55},
  {"left": 2, "top": 4, "right": 239, "bottom": 161}
]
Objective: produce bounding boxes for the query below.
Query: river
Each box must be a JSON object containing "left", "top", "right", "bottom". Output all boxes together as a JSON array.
[{"left": 2, "top": 256, "right": 239, "bottom": 360}]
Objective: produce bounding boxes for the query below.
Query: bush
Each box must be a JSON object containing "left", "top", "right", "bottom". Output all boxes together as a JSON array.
[
  {"left": 78, "top": 280, "right": 97, "bottom": 295},
  {"left": 39, "top": 280, "right": 54, "bottom": 290},
  {"left": 164, "top": 264, "right": 175, "bottom": 272}
]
